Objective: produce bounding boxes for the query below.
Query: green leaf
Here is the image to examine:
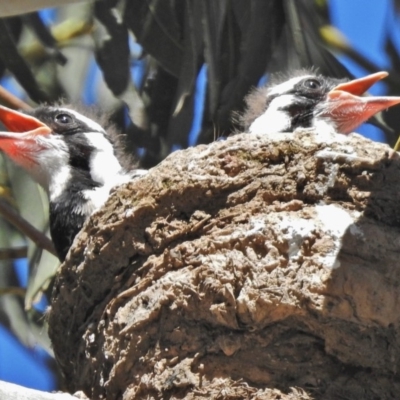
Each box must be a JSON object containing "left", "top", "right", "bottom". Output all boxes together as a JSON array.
[{"left": 25, "top": 228, "right": 59, "bottom": 311}]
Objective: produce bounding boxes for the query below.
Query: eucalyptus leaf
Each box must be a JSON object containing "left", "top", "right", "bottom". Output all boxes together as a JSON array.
[
  {"left": 0, "top": 20, "right": 49, "bottom": 103},
  {"left": 94, "top": 1, "right": 130, "bottom": 96},
  {"left": 216, "top": 0, "right": 285, "bottom": 132},
  {"left": 124, "top": 0, "right": 184, "bottom": 77},
  {"left": 94, "top": 1, "right": 148, "bottom": 130},
  {"left": 25, "top": 229, "right": 59, "bottom": 311},
  {"left": 56, "top": 2, "right": 94, "bottom": 102},
  {"left": 23, "top": 12, "right": 67, "bottom": 65},
  {"left": 4, "top": 158, "right": 58, "bottom": 311},
  {"left": 166, "top": 0, "right": 202, "bottom": 148},
  {"left": 5, "top": 160, "right": 49, "bottom": 242},
  {"left": 0, "top": 226, "right": 35, "bottom": 348},
  {"left": 201, "top": 0, "right": 228, "bottom": 116}
]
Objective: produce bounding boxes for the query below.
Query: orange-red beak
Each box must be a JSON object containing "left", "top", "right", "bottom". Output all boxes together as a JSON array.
[
  {"left": 0, "top": 105, "right": 52, "bottom": 164},
  {"left": 322, "top": 71, "right": 400, "bottom": 134},
  {"left": 0, "top": 105, "right": 51, "bottom": 135}
]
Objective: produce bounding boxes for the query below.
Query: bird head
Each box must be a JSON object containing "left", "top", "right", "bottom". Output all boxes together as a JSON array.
[
  {"left": 0, "top": 105, "right": 127, "bottom": 201},
  {"left": 241, "top": 70, "right": 400, "bottom": 135}
]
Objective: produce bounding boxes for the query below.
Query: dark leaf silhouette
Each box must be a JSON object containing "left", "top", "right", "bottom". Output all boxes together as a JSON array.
[
  {"left": 124, "top": 0, "right": 183, "bottom": 76},
  {"left": 0, "top": 20, "right": 49, "bottom": 103},
  {"left": 23, "top": 12, "right": 67, "bottom": 65},
  {"left": 214, "top": 0, "right": 285, "bottom": 134},
  {"left": 166, "top": 0, "right": 203, "bottom": 148},
  {"left": 94, "top": 2, "right": 130, "bottom": 96}
]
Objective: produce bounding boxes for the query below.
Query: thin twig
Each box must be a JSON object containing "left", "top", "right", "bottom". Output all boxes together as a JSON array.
[
  {"left": 0, "top": 198, "right": 57, "bottom": 257},
  {"left": 0, "top": 86, "right": 32, "bottom": 110},
  {"left": 0, "top": 246, "right": 27, "bottom": 259},
  {"left": 0, "top": 286, "right": 26, "bottom": 297}
]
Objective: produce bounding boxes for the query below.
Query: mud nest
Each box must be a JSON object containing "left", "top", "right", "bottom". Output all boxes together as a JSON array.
[{"left": 49, "top": 129, "right": 400, "bottom": 400}]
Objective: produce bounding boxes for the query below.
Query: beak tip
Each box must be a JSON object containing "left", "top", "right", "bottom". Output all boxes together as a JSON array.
[{"left": 332, "top": 71, "right": 390, "bottom": 96}]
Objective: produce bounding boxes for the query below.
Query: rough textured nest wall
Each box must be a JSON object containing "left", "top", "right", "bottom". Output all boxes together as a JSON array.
[{"left": 48, "top": 130, "right": 400, "bottom": 400}]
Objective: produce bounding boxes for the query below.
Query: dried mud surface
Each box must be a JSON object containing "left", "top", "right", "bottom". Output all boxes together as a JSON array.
[{"left": 49, "top": 130, "right": 400, "bottom": 399}]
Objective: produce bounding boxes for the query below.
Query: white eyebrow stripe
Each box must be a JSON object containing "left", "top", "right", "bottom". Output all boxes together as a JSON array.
[
  {"left": 267, "top": 75, "right": 315, "bottom": 96},
  {"left": 58, "top": 108, "right": 105, "bottom": 133}
]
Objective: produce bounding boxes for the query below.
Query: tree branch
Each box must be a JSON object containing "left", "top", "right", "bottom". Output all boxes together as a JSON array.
[
  {"left": 0, "top": 85, "right": 32, "bottom": 111},
  {"left": 0, "top": 380, "right": 85, "bottom": 400},
  {"left": 0, "top": 1, "right": 95, "bottom": 17},
  {"left": 0, "top": 199, "right": 57, "bottom": 257}
]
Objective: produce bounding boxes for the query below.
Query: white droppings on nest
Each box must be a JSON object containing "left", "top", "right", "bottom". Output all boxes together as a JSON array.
[
  {"left": 187, "top": 161, "right": 196, "bottom": 171},
  {"left": 124, "top": 209, "right": 134, "bottom": 218},
  {"left": 315, "top": 149, "right": 371, "bottom": 164},
  {"left": 246, "top": 218, "right": 266, "bottom": 236},
  {"left": 338, "top": 145, "right": 359, "bottom": 155},
  {"left": 315, "top": 204, "right": 361, "bottom": 269},
  {"left": 192, "top": 145, "right": 213, "bottom": 160},
  {"left": 278, "top": 216, "right": 315, "bottom": 260},
  {"left": 275, "top": 204, "right": 362, "bottom": 269},
  {"left": 257, "top": 131, "right": 296, "bottom": 142},
  {"left": 326, "top": 163, "right": 340, "bottom": 188}
]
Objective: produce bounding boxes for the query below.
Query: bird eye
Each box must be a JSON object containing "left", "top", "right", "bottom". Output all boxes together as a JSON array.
[
  {"left": 55, "top": 113, "right": 73, "bottom": 124},
  {"left": 304, "top": 79, "right": 321, "bottom": 90}
]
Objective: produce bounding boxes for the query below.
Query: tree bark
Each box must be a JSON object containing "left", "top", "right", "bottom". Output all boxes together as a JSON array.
[{"left": 48, "top": 129, "right": 400, "bottom": 399}]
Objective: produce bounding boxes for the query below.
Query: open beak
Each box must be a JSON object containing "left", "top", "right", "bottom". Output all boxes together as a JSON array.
[
  {"left": 0, "top": 106, "right": 52, "bottom": 164},
  {"left": 322, "top": 71, "right": 400, "bottom": 134}
]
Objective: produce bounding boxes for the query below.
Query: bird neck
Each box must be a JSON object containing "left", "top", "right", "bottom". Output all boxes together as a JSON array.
[
  {"left": 49, "top": 163, "right": 128, "bottom": 212},
  {"left": 249, "top": 95, "right": 297, "bottom": 134},
  {"left": 48, "top": 162, "right": 129, "bottom": 261}
]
